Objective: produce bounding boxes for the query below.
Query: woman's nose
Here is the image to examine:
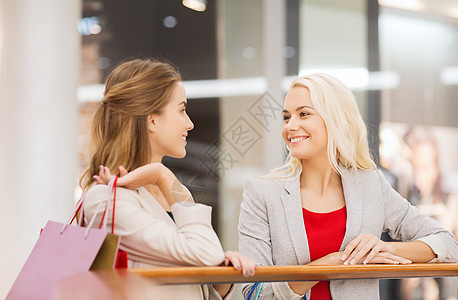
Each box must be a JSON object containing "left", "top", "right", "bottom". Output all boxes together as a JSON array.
[
  {"left": 187, "top": 115, "right": 194, "bottom": 131},
  {"left": 286, "top": 116, "right": 298, "bottom": 131}
]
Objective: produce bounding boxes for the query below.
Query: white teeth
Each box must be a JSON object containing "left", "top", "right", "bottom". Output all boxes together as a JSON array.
[
  {"left": 182, "top": 137, "right": 186, "bottom": 140},
  {"left": 291, "top": 137, "right": 306, "bottom": 143}
]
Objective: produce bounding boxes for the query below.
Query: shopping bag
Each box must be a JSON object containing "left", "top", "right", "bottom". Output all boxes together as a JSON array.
[
  {"left": 6, "top": 222, "right": 107, "bottom": 300},
  {"left": 7, "top": 184, "right": 110, "bottom": 300},
  {"left": 116, "top": 249, "right": 128, "bottom": 268},
  {"left": 90, "top": 176, "right": 128, "bottom": 270},
  {"left": 90, "top": 233, "right": 121, "bottom": 270}
]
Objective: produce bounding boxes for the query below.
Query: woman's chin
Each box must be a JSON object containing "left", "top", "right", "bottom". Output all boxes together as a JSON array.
[
  {"left": 289, "top": 151, "right": 302, "bottom": 159},
  {"left": 167, "top": 149, "right": 187, "bottom": 159}
]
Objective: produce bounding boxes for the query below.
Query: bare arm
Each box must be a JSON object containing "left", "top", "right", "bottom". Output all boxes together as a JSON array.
[{"left": 387, "top": 240, "right": 436, "bottom": 262}]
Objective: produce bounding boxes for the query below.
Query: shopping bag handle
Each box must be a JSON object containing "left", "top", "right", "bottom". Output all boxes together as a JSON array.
[
  {"left": 63, "top": 179, "right": 101, "bottom": 228},
  {"left": 67, "top": 194, "right": 84, "bottom": 227},
  {"left": 84, "top": 176, "right": 117, "bottom": 237},
  {"left": 60, "top": 176, "right": 117, "bottom": 238},
  {"left": 99, "top": 176, "right": 117, "bottom": 233}
]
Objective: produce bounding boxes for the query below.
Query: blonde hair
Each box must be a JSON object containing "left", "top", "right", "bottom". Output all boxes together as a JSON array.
[
  {"left": 271, "top": 73, "right": 376, "bottom": 178},
  {"left": 80, "top": 58, "right": 182, "bottom": 191}
]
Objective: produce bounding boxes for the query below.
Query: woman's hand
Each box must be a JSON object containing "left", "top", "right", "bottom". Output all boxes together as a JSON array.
[
  {"left": 213, "top": 251, "right": 257, "bottom": 298},
  {"left": 223, "top": 251, "right": 257, "bottom": 277},
  {"left": 308, "top": 252, "right": 344, "bottom": 265},
  {"left": 363, "top": 251, "right": 412, "bottom": 264},
  {"left": 341, "top": 233, "right": 411, "bottom": 265},
  {"left": 94, "top": 164, "right": 173, "bottom": 189},
  {"left": 93, "top": 165, "right": 127, "bottom": 185},
  {"left": 288, "top": 249, "right": 411, "bottom": 296},
  {"left": 309, "top": 250, "right": 410, "bottom": 266}
]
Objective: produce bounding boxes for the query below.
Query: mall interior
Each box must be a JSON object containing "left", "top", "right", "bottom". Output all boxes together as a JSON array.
[{"left": 1, "top": 0, "right": 457, "bottom": 299}]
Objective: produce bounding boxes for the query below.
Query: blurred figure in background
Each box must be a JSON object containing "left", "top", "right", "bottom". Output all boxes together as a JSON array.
[{"left": 400, "top": 126, "right": 458, "bottom": 300}]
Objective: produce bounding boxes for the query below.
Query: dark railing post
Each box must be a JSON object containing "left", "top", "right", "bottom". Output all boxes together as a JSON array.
[{"left": 367, "top": 0, "right": 381, "bottom": 166}]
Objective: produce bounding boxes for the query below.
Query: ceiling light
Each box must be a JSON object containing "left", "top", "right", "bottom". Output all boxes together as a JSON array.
[
  {"left": 378, "top": 0, "right": 424, "bottom": 11},
  {"left": 441, "top": 66, "right": 458, "bottom": 85},
  {"left": 182, "top": 0, "right": 207, "bottom": 12}
]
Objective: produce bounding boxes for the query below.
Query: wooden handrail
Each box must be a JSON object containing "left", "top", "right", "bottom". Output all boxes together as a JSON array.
[
  {"left": 129, "top": 263, "right": 458, "bottom": 285},
  {"left": 54, "top": 265, "right": 458, "bottom": 299}
]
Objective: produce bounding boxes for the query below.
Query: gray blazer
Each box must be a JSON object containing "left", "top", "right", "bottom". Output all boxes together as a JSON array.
[{"left": 238, "top": 168, "right": 458, "bottom": 300}]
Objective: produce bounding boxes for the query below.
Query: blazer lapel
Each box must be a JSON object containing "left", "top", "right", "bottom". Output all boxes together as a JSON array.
[
  {"left": 280, "top": 177, "right": 310, "bottom": 265},
  {"left": 136, "top": 187, "right": 176, "bottom": 225},
  {"left": 340, "top": 168, "right": 364, "bottom": 249}
]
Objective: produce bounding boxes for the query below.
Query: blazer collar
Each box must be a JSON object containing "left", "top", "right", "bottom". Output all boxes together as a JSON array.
[
  {"left": 339, "top": 168, "right": 364, "bottom": 249},
  {"left": 281, "top": 176, "right": 310, "bottom": 265},
  {"left": 279, "top": 168, "right": 364, "bottom": 263}
]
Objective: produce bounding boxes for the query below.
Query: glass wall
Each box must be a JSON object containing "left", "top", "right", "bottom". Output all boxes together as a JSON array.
[
  {"left": 2, "top": 0, "right": 457, "bottom": 298},
  {"left": 299, "top": 0, "right": 368, "bottom": 122},
  {"left": 378, "top": 4, "right": 458, "bottom": 299},
  {"left": 76, "top": 1, "right": 458, "bottom": 299}
]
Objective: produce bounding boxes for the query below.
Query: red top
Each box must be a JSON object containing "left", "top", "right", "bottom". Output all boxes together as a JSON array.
[{"left": 302, "top": 206, "right": 347, "bottom": 300}]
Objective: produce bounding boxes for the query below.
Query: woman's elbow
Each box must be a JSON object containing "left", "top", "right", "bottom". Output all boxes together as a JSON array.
[
  {"left": 198, "top": 247, "right": 225, "bottom": 266},
  {"left": 178, "top": 241, "right": 225, "bottom": 266}
]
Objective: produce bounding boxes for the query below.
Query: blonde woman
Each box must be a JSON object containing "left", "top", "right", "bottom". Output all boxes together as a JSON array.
[
  {"left": 80, "top": 58, "right": 256, "bottom": 300},
  {"left": 238, "top": 74, "right": 458, "bottom": 300}
]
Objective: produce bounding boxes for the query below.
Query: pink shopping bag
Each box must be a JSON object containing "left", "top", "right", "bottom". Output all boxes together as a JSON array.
[{"left": 6, "top": 182, "right": 113, "bottom": 300}]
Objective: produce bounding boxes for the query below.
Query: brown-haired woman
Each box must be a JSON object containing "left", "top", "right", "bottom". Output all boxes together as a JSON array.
[{"left": 80, "top": 58, "right": 256, "bottom": 299}]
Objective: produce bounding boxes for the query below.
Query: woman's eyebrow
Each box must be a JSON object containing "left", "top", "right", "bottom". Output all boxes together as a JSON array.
[
  {"left": 296, "top": 105, "right": 314, "bottom": 111},
  {"left": 178, "top": 101, "right": 187, "bottom": 107},
  {"left": 282, "top": 106, "right": 314, "bottom": 114}
]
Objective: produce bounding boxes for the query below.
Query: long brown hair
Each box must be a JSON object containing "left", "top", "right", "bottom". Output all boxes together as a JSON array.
[{"left": 80, "top": 58, "right": 182, "bottom": 191}]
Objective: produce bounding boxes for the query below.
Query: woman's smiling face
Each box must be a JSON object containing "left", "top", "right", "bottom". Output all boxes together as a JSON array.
[
  {"left": 149, "top": 82, "right": 194, "bottom": 160},
  {"left": 281, "top": 86, "right": 328, "bottom": 161}
]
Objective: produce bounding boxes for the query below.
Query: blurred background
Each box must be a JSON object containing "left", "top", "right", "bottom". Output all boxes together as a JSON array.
[{"left": 1, "top": 0, "right": 457, "bottom": 299}]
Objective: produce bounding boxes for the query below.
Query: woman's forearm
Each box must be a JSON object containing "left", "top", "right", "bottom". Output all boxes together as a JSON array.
[{"left": 387, "top": 240, "right": 436, "bottom": 262}]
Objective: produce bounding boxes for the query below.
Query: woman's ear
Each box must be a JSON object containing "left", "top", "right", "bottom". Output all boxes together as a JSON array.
[{"left": 147, "top": 114, "right": 157, "bottom": 133}]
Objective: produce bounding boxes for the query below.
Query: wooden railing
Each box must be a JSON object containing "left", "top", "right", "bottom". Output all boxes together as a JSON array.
[
  {"left": 130, "top": 263, "right": 458, "bottom": 284},
  {"left": 54, "top": 264, "right": 458, "bottom": 299}
]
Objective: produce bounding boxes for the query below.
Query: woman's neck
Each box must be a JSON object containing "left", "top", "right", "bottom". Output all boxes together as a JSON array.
[
  {"left": 300, "top": 159, "right": 340, "bottom": 196},
  {"left": 149, "top": 154, "right": 163, "bottom": 164}
]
